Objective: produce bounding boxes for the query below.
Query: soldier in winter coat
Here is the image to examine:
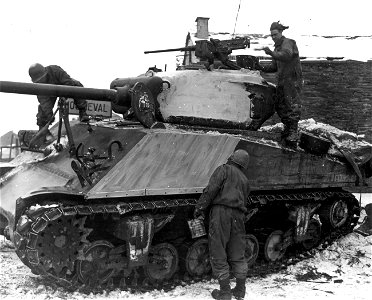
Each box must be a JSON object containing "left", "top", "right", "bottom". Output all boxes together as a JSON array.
[
  {"left": 194, "top": 149, "right": 251, "bottom": 300},
  {"left": 28, "top": 63, "right": 89, "bottom": 141},
  {"left": 253, "top": 22, "right": 303, "bottom": 148}
]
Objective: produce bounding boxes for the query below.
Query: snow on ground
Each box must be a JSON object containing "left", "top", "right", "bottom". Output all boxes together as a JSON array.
[
  {"left": 0, "top": 194, "right": 371, "bottom": 300},
  {"left": 236, "top": 34, "right": 372, "bottom": 62}
]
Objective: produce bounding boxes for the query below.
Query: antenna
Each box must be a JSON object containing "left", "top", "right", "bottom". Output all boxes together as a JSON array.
[{"left": 233, "top": 0, "right": 242, "bottom": 37}]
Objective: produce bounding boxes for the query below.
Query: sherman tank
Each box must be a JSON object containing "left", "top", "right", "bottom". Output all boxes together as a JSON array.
[{"left": 0, "top": 41, "right": 371, "bottom": 288}]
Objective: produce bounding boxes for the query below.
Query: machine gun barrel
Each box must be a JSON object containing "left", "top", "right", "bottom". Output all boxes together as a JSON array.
[
  {"left": 144, "top": 38, "right": 250, "bottom": 55},
  {"left": 144, "top": 46, "right": 196, "bottom": 54},
  {"left": 0, "top": 81, "right": 117, "bottom": 102}
]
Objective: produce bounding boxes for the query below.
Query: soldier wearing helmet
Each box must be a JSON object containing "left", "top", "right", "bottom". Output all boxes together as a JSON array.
[
  {"left": 28, "top": 63, "right": 89, "bottom": 141},
  {"left": 254, "top": 21, "right": 303, "bottom": 148},
  {"left": 194, "top": 149, "right": 251, "bottom": 300}
]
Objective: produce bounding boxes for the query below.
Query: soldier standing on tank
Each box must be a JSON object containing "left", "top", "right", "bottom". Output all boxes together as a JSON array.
[
  {"left": 194, "top": 149, "right": 251, "bottom": 300},
  {"left": 28, "top": 63, "right": 89, "bottom": 141},
  {"left": 253, "top": 21, "right": 303, "bottom": 148}
]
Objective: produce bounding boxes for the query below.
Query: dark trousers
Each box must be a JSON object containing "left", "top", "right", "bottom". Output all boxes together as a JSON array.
[
  {"left": 251, "top": 78, "right": 302, "bottom": 130},
  {"left": 275, "top": 79, "right": 302, "bottom": 124},
  {"left": 37, "top": 96, "right": 87, "bottom": 127},
  {"left": 208, "top": 205, "right": 247, "bottom": 281}
]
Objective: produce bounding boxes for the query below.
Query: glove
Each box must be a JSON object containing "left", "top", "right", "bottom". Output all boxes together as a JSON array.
[
  {"left": 263, "top": 47, "right": 272, "bottom": 55},
  {"left": 193, "top": 208, "right": 205, "bottom": 220}
]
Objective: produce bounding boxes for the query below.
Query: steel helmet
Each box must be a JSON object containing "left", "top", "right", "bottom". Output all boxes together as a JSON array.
[
  {"left": 228, "top": 149, "right": 250, "bottom": 169},
  {"left": 29, "top": 63, "right": 47, "bottom": 83}
]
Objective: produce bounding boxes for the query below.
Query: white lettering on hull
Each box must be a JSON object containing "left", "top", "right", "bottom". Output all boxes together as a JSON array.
[{"left": 67, "top": 99, "right": 112, "bottom": 118}]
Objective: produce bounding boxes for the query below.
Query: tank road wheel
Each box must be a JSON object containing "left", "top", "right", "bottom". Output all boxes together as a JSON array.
[
  {"left": 76, "top": 240, "right": 116, "bottom": 285},
  {"left": 185, "top": 238, "right": 211, "bottom": 277},
  {"left": 144, "top": 242, "right": 179, "bottom": 283},
  {"left": 301, "top": 218, "right": 322, "bottom": 250},
  {"left": 319, "top": 199, "right": 349, "bottom": 229},
  {"left": 262, "top": 230, "right": 286, "bottom": 262},
  {"left": 245, "top": 234, "right": 259, "bottom": 267}
]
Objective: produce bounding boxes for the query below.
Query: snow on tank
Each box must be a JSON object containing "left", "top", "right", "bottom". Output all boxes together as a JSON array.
[{"left": 155, "top": 68, "right": 275, "bottom": 125}]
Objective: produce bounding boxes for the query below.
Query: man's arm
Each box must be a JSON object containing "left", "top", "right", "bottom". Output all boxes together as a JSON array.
[
  {"left": 195, "top": 165, "right": 226, "bottom": 213},
  {"left": 267, "top": 39, "right": 294, "bottom": 62}
]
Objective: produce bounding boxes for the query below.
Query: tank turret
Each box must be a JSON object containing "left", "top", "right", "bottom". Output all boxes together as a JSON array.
[{"left": 1, "top": 64, "right": 276, "bottom": 131}]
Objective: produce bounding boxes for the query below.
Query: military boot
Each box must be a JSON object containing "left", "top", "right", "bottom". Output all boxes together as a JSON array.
[
  {"left": 79, "top": 110, "right": 89, "bottom": 122},
  {"left": 285, "top": 121, "right": 299, "bottom": 149},
  {"left": 231, "top": 278, "right": 246, "bottom": 300},
  {"left": 211, "top": 278, "right": 232, "bottom": 300}
]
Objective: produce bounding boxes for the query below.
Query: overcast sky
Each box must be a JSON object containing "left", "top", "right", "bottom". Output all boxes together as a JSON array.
[{"left": 0, "top": 0, "right": 370, "bottom": 136}]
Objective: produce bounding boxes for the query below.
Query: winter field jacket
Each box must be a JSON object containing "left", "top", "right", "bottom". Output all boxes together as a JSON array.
[
  {"left": 196, "top": 163, "right": 251, "bottom": 213},
  {"left": 45, "top": 65, "right": 83, "bottom": 87},
  {"left": 262, "top": 36, "right": 303, "bottom": 86}
]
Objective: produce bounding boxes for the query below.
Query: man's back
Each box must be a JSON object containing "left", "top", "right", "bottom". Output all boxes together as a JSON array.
[
  {"left": 45, "top": 65, "right": 83, "bottom": 87},
  {"left": 211, "top": 163, "right": 250, "bottom": 213}
]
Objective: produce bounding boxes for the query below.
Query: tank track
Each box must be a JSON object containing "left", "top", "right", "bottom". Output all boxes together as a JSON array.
[
  {"left": 13, "top": 198, "right": 197, "bottom": 287},
  {"left": 12, "top": 189, "right": 360, "bottom": 290}
]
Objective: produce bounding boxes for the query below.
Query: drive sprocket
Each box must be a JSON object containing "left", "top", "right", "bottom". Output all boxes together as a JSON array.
[{"left": 35, "top": 215, "right": 91, "bottom": 277}]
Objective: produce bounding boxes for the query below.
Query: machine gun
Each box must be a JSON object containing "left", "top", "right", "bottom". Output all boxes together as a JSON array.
[{"left": 144, "top": 37, "right": 250, "bottom": 70}]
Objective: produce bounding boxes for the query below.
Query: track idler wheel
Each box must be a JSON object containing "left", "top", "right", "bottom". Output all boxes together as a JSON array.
[
  {"left": 184, "top": 238, "right": 211, "bottom": 277},
  {"left": 144, "top": 242, "right": 179, "bottom": 283},
  {"left": 261, "top": 230, "right": 286, "bottom": 262},
  {"left": 76, "top": 240, "right": 116, "bottom": 285},
  {"left": 245, "top": 234, "right": 259, "bottom": 267},
  {"left": 301, "top": 218, "right": 322, "bottom": 250},
  {"left": 319, "top": 199, "right": 349, "bottom": 229}
]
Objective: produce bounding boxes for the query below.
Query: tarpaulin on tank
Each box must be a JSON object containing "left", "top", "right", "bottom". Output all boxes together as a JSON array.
[{"left": 86, "top": 132, "right": 240, "bottom": 199}]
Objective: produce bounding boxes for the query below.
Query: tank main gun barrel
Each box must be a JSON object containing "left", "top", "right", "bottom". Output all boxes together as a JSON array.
[
  {"left": 0, "top": 81, "right": 117, "bottom": 102},
  {"left": 144, "top": 46, "right": 196, "bottom": 54}
]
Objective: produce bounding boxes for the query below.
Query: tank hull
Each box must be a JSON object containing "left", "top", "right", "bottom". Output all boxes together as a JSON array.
[
  {"left": 87, "top": 129, "right": 357, "bottom": 200},
  {"left": 2, "top": 120, "right": 364, "bottom": 287},
  {"left": 2, "top": 123, "right": 357, "bottom": 208}
]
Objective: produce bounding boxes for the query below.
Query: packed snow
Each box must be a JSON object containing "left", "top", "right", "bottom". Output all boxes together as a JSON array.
[{"left": 262, "top": 118, "right": 372, "bottom": 163}]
